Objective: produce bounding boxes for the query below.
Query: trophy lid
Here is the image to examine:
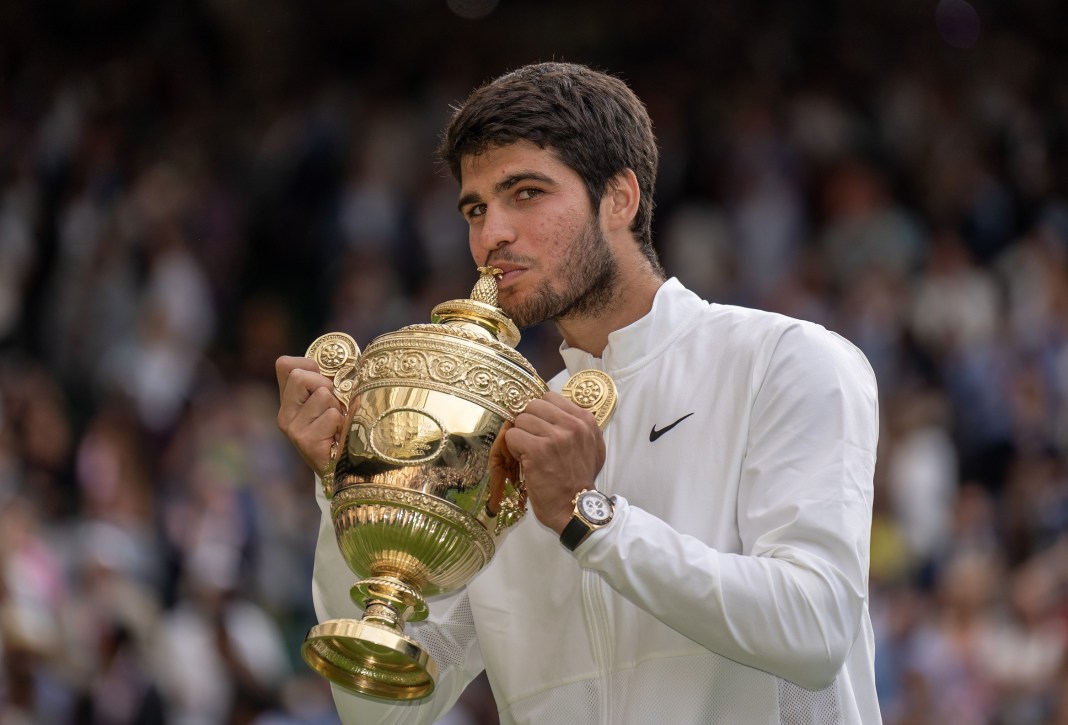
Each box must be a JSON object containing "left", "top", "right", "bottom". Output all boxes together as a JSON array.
[{"left": 430, "top": 266, "right": 521, "bottom": 348}]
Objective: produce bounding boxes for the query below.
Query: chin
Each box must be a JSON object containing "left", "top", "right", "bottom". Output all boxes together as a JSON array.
[{"left": 497, "top": 287, "right": 520, "bottom": 312}]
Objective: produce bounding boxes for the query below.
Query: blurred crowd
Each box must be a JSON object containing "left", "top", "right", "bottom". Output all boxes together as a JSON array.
[{"left": 1, "top": 1, "right": 1067, "bottom": 723}]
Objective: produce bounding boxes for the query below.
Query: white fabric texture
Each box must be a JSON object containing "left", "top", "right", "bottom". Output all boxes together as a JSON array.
[{"left": 312, "top": 278, "right": 882, "bottom": 724}]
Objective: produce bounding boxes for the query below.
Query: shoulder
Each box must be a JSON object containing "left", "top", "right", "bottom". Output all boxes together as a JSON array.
[
  {"left": 693, "top": 302, "right": 845, "bottom": 357},
  {"left": 697, "top": 303, "right": 877, "bottom": 398},
  {"left": 657, "top": 280, "right": 810, "bottom": 356}
]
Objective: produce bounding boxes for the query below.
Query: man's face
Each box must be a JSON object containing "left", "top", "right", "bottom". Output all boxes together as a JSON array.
[{"left": 457, "top": 141, "right": 618, "bottom": 328}]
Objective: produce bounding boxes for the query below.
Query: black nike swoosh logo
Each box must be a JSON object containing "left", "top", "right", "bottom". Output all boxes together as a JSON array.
[{"left": 649, "top": 412, "right": 695, "bottom": 442}]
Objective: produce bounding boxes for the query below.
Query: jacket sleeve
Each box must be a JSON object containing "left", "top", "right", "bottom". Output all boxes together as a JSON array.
[
  {"left": 311, "top": 480, "right": 486, "bottom": 724},
  {"left": 576, "top": 324, "right": 879, "bottom": 690}
]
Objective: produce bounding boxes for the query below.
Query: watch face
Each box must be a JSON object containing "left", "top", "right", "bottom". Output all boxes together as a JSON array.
[{"left": 578, "top": 491, "right": 612, "bottom": 524}]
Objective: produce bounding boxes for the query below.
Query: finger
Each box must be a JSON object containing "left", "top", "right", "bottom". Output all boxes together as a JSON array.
[
  {"left": 283, "top": 385, "right": 344, "bottom": 436},
  {"left": 506, "top": 427, "right": 591, "bottom": 457},
  {"left": 545, "top": 392, "right": 603, "bottom": 433},
  {"left": 276, "top": 355, "right": 322, "bottom": 400},
  {"left": 277, "top": 368, "right": 341, "bottom": 429},
  {"left": 544, "top": 390, "right": 594, "bottom": 417},
  {"left": 511, "top": 412, "right": 561, "bottom": 441},
  {"left": 487, "top": 422, "right": 517, "bottom": 515},
  {"left": 502, "top": 425, "right": 549, "bottom": 462},
  {"left": 287, "top": 399, "right": 345, "bottom": 472},
  {"left": 489, "top": 421, "right": 517, "bottom": 465},
  {"left": 314, "top": 417, "right": 345, "bottom": 467},
  {"left": 514, "top": 397, "right": 594, "bottom": 439},
  {"left": 278, "top": 391, "right": 345, "bottom": 468},
  {"left": 515, "top": 397, "right": 574, "bottom": 429},
  {"left": 533, "top": 393, "right": 600, "bottom": 428},
  {"left": 505, "top": 404, "right": 604, "bottom": 465}
]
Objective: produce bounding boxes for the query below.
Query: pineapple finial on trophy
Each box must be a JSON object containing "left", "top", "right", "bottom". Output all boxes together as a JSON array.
[
  {"left": 430, "top": 266, "right": 520, "bottom": 347},
  {"left": 472, "top": 266, "right": 504, "bottom": 306}
]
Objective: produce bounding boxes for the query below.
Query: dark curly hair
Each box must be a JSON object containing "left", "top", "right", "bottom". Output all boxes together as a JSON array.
[{"left": 438, "top": 62, "right": 662, "bottom": 272}]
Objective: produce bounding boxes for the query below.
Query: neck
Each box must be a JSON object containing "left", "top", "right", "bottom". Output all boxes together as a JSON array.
[{"left": 555, "top": 260, "right": 663, "bottom": 357}]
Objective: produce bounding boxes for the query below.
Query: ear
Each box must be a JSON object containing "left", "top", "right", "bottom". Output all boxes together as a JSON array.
[{"left": 600, "top": 169, "right": 640, "bottom": 234}]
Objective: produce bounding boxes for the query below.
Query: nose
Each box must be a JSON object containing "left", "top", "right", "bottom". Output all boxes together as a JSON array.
[{"left": 470, "top": 206, "right": 516, "bottom": 260}]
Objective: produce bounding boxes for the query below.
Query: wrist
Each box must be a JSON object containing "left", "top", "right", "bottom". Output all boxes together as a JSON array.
[
  {"left": 559, "top": 489, "right": 615, "bottom": 551},
  {"left": 546, "top": 486, "right": 596, "bottom": 535},
  {"left": 548, "top": 498, "right": 580, "bottom": 535}
]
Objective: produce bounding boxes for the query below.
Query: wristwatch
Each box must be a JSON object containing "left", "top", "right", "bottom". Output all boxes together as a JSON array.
[{"left": 560, "top": 489, "right": 615, "bottom": 551}]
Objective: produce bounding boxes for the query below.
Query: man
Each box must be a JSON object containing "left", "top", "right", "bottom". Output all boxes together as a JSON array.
[{"left": 276, "top": 62, "right": 882, "bottom": 724}]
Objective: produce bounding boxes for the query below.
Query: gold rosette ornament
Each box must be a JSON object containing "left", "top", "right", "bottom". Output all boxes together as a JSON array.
[{"left": 300, "top": 267, "right": 617, "bottom": 701}]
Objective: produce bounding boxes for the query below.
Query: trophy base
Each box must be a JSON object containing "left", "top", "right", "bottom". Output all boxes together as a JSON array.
[{"left": 301, "top": 619, "right": 439, "bottom": 701}]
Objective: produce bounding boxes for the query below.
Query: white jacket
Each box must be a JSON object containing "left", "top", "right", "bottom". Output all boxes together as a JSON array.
[{"left": 313, "top": 278, "right": 882, "bottom": 724}]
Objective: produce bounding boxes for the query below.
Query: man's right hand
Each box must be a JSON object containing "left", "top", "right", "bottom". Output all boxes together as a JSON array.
[{"left": 276, "top": 355, "right": 346, "bottom": 478}]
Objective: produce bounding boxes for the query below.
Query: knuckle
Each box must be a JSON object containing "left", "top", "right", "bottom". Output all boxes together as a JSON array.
[
  {"left": 310, "top": 386, "right": 336, "bottom": 404},
  {"left": 296, "top": 366, "right": 324, "bottom": 383},
  {"left": 524, "top": 399, "right": 546, "bottom": 414},
  {"left": 294, "top": 430, "right": 315, "bottom": 451}
]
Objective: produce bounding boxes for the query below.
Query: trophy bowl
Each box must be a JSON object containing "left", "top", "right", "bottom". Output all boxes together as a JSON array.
[{"left": 299, "top": 267, "right": 616, "bottom": 701}]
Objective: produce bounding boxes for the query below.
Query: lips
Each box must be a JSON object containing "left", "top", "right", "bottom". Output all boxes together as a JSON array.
[
  {"left": 487, "top": 261, "right": 527, "bottom": 288},
  {"left": 498, "top": 268, "right": 526, "bottom": 288}
]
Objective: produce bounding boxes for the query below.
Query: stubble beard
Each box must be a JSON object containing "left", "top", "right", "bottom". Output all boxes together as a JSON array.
[{"left": 495, "top": 217, "right": 619, "bottom": 329}]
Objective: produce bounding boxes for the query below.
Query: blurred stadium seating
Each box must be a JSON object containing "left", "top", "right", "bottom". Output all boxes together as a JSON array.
[{"left": 1, "top": 1, "right": 1066, "bottom": 723}]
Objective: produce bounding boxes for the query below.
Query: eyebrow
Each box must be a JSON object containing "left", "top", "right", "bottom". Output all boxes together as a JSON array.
[{"left": 456, "top": 170, "right": 556, "bottom": 213}]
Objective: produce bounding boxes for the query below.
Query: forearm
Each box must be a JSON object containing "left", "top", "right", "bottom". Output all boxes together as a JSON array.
[
  {"left": 578, "top": 496, "right": 869, "bottom": 690},
  {"left": 578, "top": 324, "right": 878, "bottom": 690}
]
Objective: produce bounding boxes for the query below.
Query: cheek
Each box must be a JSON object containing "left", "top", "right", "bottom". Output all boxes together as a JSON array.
[{"left": 541, "top": 216, "right": 585, "bottom": 257}]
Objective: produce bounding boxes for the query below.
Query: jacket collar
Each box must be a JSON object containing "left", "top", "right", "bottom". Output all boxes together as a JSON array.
[{"left": 559, "top": 278, "right": 707, "bottom": 378}]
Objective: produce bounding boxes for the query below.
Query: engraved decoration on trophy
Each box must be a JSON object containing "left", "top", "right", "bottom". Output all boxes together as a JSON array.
[{"left": 300, "top": 266, "right": 618, "bottom": 701}]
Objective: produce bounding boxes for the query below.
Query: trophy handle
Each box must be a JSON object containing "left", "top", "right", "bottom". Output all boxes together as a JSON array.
[
  {"left": 562, "top": 369, "right": 617, "bottom": 429},
  {"left": 305, "top": 332, "right": 361, "bottom": 406},
  {"left": 305, "top": 332, "right": 361, "bottom": 497}
]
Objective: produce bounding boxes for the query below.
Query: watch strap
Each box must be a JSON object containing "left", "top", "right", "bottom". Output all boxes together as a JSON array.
[{"left": 560, "top": 515, "right": 593, "bottom": 551}]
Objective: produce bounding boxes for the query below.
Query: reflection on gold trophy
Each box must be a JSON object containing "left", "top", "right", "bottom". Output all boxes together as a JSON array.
[{"left": 300, "top": 266, "right": 617, "bottom": 701}]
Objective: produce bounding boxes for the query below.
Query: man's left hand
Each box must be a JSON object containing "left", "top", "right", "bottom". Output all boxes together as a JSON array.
[{"left": 503, "top": 391, "right": 606, "bottom": 535}]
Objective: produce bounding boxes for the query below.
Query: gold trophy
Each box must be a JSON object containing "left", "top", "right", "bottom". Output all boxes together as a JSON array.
[{"left": 300, "top": 266, "right": 616, "bottom": 701}]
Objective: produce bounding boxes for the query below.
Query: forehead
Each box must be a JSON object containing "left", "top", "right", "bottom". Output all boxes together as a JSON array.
[{"left": 458, "top": 140, "right": 575, "bottom": 187}]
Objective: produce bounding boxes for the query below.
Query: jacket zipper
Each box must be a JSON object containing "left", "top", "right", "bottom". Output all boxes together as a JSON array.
[{"left": 584, "top": 421, "right": 613, "bottom": 724}]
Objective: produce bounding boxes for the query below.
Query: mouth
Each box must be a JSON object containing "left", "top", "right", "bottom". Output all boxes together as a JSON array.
[{"left": 489, "top": 263, "right": 527, "bottom": 289}]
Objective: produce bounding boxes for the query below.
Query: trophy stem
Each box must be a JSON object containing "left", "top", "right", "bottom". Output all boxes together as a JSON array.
[
  {"left": 363, "top": 602, "right": 403, "bottom": 629},
  {"left": 353, "top": 575, "right": 430, "bottom": 625}
]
